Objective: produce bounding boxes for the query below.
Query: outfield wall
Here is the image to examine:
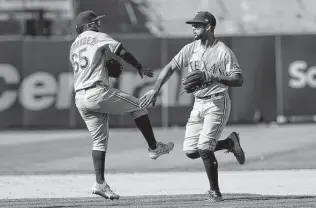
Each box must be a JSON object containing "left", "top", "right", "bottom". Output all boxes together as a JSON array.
[{"left": 0, "top": 34, "right": 315, "bottom": 129}]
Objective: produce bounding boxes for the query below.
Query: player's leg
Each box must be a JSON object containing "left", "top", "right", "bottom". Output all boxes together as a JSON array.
[
  {"left": 197, "top": 95, "right": 231, "bottom": 202},
  {"left": 183, "top": 102, "right": 203, "bottom": 160},
  {"left": 76, "top": 92, "right": 119, "bottom": 200},
  {"left": 210, "top": 99, "right": 245, "bottom": 164},
  {"left": 96, "top": 86, "right": 174, "bottom": 159},
  {"left": 77, "top": 89, "right": 109, "bottom": 185},
  {"left": 78, "top": 109, "right": 120, "bottom": 200},
  {"left": 214, "top": 137, "right": 232, "bottom": 151}
]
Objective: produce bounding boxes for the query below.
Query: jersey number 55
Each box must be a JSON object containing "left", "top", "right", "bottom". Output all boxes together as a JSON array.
[{"left": 71, "top": 47, "right": 89, "bottom": 72}]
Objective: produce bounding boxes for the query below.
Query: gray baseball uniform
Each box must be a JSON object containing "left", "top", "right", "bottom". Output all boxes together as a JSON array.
[
  {"left": 173, "top": 39, "right": 241, "bottom": 152},
  {"left": 70, "top": 31, "right": 147, "bottom": 152}
]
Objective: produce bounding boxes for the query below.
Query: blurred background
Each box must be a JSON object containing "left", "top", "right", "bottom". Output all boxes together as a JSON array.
[{"left": 1, "top": 0, "right": 316, "bottom": 129}]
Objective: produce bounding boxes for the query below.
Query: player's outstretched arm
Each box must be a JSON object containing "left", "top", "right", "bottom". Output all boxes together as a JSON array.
[
  {"left": 140, "top": 60, "right": 178, "bottom": 108},
  {"left": 153, "top": 60, "right": 178, "bottom": 92},
  {"left": 116, "top": 46, "right": 153, "bottom": 78}
]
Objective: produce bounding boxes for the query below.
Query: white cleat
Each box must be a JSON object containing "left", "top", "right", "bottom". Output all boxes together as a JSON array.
[
  {"left": 206, "top": 190, "right": 224, "bottom": 202},
  {"left": 148, "top": 142, "right": 174, "bottom": 160},
  {"left": 91, "top": 181, "right": 120, "bottom": 200}
]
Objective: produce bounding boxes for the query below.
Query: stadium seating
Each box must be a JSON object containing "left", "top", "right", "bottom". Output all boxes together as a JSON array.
[
  {"left": 1, "top": 0, "right": 316, "bottom": 36},
  {"left": 140, "top": 0, "right": 316, "bottom": 36}
]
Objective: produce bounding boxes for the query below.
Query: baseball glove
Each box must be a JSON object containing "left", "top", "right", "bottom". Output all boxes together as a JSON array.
[
  {"left": 106, "top": 59, "right": 123, "bottom": 78},
  {"left": 182, "top": 70, "right": 206, "bottom": 93}
]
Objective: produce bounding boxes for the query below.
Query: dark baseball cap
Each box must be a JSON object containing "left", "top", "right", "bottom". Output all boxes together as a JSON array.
[
  {"left": 186, "top": 11, "right": 216, "bottom": 26},
  {"left": 74, "top": 10, "right": 105, "bottom": 26}
]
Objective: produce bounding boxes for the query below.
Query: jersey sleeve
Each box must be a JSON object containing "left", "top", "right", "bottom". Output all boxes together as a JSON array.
[
  {"left": 98, "top": 33, "right": 122, "bottom": 54},
  {"left": 172, "top": 43, "right": 192, "bottom": 70},
  {"left": 225, "top": 49, "right": 242, "bottom": 75}
]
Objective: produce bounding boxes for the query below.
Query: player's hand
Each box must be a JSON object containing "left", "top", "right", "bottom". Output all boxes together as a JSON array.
[
  {"left": 143, "top": 68, "right": 154, "bottom": 78},
  {"left": 137, "top": 68, "right": 144, "bottom": 79},
  {"left": 140, "top": 89, "right": 158, "bottom": 108},
  {"left": 138, "top": 67, "right": 154, "bottom": 79}
]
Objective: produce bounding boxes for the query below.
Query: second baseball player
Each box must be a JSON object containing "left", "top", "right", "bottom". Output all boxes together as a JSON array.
[{"left": 140, "top": 11, "right": 246, "bottom": 202}]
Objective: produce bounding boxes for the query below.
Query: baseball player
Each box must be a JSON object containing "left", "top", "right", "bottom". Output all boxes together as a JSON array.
[
  {"left": 70, "top": 10, "right": 174, "bottom": 200},
  {"left": 140, "top": 11, "right": 245, "bottom": 202}
]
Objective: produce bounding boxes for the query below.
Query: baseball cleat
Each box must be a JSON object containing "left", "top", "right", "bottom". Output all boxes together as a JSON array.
[
  {"left": 206, "top": 190, "right": 223, "bottom": 202},
  {"left": 226, "top": 132, "right": 245, "bottom": 165},
  {"left": 91, "top": 181, "right": 120, "bottom": 200},
  {"left": 148, "top": 142, "right": 174, "bottom": 160}
]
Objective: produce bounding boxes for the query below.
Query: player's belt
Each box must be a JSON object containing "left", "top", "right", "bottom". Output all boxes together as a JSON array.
[{"left": 195, "top": 93, "right": 222, "bottom": 100}]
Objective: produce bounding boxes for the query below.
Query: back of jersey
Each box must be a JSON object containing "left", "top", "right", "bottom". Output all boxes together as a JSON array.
[{"left": 69, "top": 31, "right": 121, "bottom": 92}]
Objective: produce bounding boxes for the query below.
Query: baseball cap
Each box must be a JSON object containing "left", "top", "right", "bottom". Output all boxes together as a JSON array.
[
  {"left": 186, "top": 11, "right": 216, "bottom": 26},
  {"left": 74, "top": 10, "right": 105, "bottom": 27}
]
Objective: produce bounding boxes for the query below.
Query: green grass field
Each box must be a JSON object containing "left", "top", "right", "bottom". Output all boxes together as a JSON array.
[
  {"left": 1, "top": 124, "right": 316, "bottom": 175},
  {"left": 0, "top": 124, "right": 316, "bottom": 207}
]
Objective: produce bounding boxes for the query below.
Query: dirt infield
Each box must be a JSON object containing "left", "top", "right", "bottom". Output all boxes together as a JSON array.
[
  {"left": 1, "top": 194, "right": 316, "bottom": 208},
  {"left": 0, "top": 170, "right": 316, "bottom": 199}
]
